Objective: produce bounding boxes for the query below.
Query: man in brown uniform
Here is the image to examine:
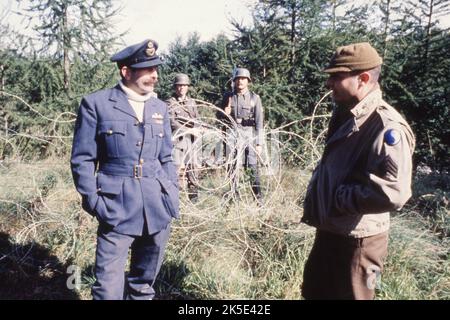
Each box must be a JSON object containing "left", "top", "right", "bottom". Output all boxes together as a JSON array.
[
  {"left": 301, "top": 42, "right": 415, "bottom": 300},
  {"left": 166, "top": 73, "right": 201, "bottom": 200}
]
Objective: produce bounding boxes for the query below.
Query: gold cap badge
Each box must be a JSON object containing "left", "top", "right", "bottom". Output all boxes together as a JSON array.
[{"left": 145, "top": 41, "right": 156, "bottom": 57}]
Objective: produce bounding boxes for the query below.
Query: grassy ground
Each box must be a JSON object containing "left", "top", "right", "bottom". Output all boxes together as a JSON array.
[{"left": 0, "top": 159, "right": 448, "bottom": 300}]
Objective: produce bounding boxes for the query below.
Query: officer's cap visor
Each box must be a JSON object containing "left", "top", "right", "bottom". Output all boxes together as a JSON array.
[{"left": 129, "top": 57, "right": 164, "bottom": 69}]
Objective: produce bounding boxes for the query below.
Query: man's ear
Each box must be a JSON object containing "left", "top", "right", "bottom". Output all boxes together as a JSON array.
[
  {"left": 120, "top": 66, "right": 131, "bottom": 80},
  {"left": 359, "top": 72, "right": 370, "bottom": 86}
]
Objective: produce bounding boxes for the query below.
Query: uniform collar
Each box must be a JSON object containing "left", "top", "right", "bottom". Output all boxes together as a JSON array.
[
  {"left": 234, "top": 89, "right": 250, "bottom": 98},
  {"left": 109, "top": 85, "right": 157, "bottom": 121},
  {"left": 349, "top": 88, "right": 382, "bottom": 121},
  {"left": 176, "top": 95, "right": 189, "bottom": 102},
  {"left": 326, "top": 89, "right": 383, "bottom": 146},
  {"left": 118, "top": 81, "right": 157, "bottom": 102}
]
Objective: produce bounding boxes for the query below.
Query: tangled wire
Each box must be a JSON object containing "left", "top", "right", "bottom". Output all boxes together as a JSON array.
[
  {"left": 169, "top": 94, "right": 332, "bottom": 212},
  {"left": 0, "top": 90, "right": 333, "bottom": 215}
]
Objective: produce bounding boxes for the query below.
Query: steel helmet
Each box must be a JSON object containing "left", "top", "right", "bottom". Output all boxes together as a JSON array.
[
  {"left": 173, "top": 73, "right": 190, "bottom": 85},
  {"left": 232, "top": 68, "right": 251, "bottom": 81}
]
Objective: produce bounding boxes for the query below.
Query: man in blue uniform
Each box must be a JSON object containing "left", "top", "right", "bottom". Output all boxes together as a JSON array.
[{"left": 71, "top": 39, "right": 179, "bottom": 300}]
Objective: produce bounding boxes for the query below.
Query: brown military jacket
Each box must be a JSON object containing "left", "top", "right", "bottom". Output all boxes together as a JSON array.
[{"left": 302, "top": 89, "right": 415, "bottom": 238}]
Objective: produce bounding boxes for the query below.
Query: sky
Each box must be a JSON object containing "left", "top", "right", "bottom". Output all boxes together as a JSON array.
[
  {"left": 0, "top": 0, "right": 257, "bottom": 53},
  {"left": 1, "top": 0, "right": 448, "bottom": 54},
  {"left": 117, "top": 0, "right": 257, "bottom": 52}
]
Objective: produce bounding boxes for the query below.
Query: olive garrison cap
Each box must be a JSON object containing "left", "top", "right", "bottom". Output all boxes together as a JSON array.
[
  {"left": 324, "top": 42, "right": 382, "bottom": 73},
  {"left": 110, "top": 39, "right": 163, "bottom": 69},
  {"left": 173, "top": 73, "right": 190, "bottom": 85}
]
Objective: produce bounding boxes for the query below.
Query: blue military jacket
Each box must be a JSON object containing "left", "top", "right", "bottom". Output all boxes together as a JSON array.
[{"left": 71, "top": 85, "right": 179, "bottom": 236}]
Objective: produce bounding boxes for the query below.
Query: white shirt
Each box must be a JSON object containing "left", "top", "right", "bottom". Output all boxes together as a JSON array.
[{"left": 118, "top": 81, "right": 157, "bottom": 122}]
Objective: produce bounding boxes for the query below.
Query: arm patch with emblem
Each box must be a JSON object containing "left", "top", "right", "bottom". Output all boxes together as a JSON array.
[{"left": 384, "top": 129, "right": 401, "bottom": 146}]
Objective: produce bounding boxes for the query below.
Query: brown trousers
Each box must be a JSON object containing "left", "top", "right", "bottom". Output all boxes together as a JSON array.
[{"left": 302, "top": 230, "right": 388, "bottom": 300}]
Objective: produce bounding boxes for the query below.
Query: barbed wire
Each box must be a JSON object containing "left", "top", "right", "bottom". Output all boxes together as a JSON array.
[
  {"left": 167, "top": 95, "right": 331, "bottom": 215},
  {"left": 0, "top": 91, "right": 333, "bottom": 268},
  {"left": 0, "top": 92, "right": 333, "bottom": 214},
  {"left": 0, "top": 90, "right": 77, "bottom": 123}
]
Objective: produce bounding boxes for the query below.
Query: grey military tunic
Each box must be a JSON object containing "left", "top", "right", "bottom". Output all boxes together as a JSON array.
[
  {"left": 167, "top": 96, "right": 200, "bottom": 167},
  {"left": 222, "top": 90, "right": 264, "bottom": 166}
]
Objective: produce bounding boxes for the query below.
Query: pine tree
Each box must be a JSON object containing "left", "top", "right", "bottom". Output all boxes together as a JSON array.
[{"left": 17, "top": 0, "right": 123, "bottom": 93}]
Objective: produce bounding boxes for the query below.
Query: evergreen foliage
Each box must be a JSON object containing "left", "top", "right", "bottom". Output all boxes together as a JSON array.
[{"left": 0, "top": 0, "right": 448, "bottom": 168}]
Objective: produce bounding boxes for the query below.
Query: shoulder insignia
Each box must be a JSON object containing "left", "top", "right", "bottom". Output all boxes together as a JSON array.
[{"left": 384, "top": 129, "right": 401, "bottom": 146}]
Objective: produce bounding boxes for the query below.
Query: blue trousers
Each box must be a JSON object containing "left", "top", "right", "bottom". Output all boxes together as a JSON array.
[{"left": 92, "top": 223, "right": 170, "bottom": 300}]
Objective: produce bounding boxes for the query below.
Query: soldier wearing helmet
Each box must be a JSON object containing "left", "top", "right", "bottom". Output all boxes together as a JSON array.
[
  {"left": 219, "top": 67, "right": 264, "bottom": 204},
  {"left": 166, "top": 73, "right": 201, "bottom": 201}
]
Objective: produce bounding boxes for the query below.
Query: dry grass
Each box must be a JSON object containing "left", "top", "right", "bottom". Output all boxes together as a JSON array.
[{"left": 1, "top": 160, "right": 448, "bottom": 300}]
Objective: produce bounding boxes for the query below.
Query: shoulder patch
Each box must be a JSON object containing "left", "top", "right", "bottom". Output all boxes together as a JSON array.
[{"left": 384, "top": 129, "right": 401, "bottom": 146}]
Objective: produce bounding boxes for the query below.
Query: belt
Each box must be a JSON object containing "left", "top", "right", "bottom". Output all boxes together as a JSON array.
[
  {"left": 99, "top": 162, "right": 161, "bottom": 178},
  {"left": 236, "top": 118, "right": 255, "bottom": 127}
]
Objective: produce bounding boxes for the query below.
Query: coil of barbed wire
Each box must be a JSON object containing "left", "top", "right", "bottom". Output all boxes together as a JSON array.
[
  {"left": 170, "top": 96, "right": 332, "bottom": 214},
  {"left": 1, "top": 91, "right": 333, "bottom": 223}
]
